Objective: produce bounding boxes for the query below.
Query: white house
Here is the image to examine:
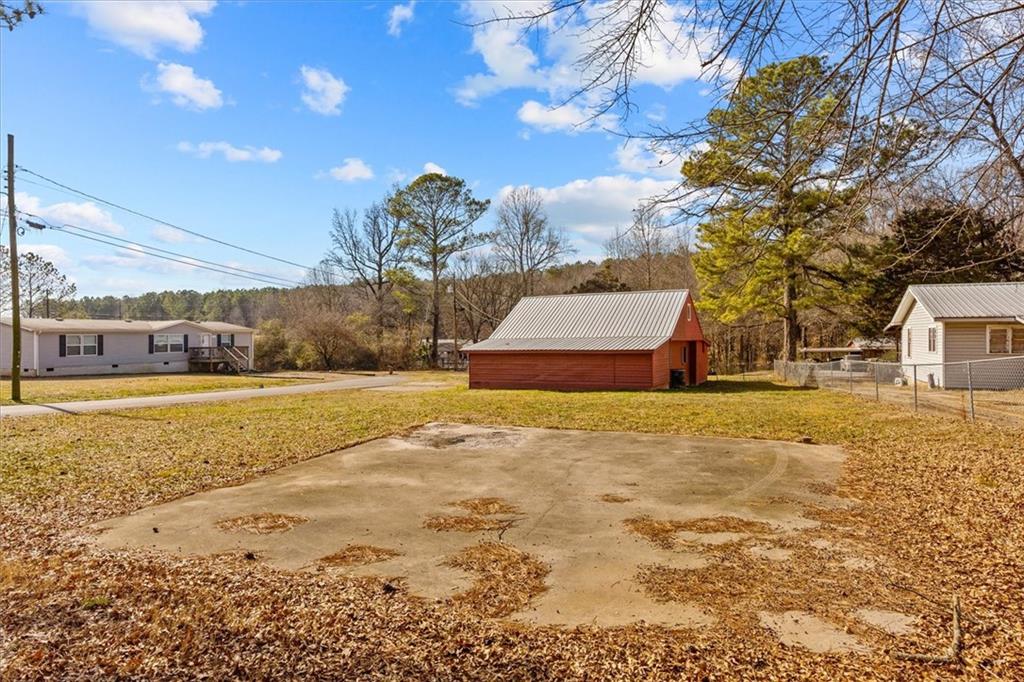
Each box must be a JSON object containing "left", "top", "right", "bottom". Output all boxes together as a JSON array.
[
  {"left": 0, "top": 318, "right": 254, "bottom": 377},
  {"left": 884, "top": 282, "right": 1024, "bottom": 389}
]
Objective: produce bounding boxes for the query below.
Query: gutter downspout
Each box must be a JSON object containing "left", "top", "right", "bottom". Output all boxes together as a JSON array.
[{"left": 33, "top": 331, "right": 39, "bottom": 377}]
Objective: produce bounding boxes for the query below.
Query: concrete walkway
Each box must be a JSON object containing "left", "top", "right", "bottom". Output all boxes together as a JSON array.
[{"left": 0, "top": 374, "right": 406, "bottom": 418}]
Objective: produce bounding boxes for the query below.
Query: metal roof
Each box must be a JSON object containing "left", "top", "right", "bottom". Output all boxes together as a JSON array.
[
  {"left": 0, "top": 318, "right": 253, "bottom": 333},
  {"left": 886, "top": 282, "right": 1024, "bottom": 330},
  {"left": 465, "top": 289, "right": 690, "bottom": 352}
]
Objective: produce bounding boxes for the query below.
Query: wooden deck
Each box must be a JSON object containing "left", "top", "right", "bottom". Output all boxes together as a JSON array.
[{"left": 188, "top": 346, "right": 250, "bottom": 373}]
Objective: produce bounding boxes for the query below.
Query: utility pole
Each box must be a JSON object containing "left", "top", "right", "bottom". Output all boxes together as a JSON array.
[{"left": 6, "top": 134, "right": 22, "bottom": 402}]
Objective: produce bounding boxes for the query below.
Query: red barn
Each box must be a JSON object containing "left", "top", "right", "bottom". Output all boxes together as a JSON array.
[{"left": 465, "top": 289, "right": 708, "bottom": 390}]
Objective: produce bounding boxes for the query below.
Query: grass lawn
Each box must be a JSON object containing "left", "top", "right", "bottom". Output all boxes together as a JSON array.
[
  {"left": 1, "top": 378, "right": 1021, "bottom": 679},
  {"left": 0, "top": 371, "right": 331, "bottom": 405}
]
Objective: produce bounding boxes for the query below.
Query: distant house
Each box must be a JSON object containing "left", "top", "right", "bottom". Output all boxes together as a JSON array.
[
  {"left": 0, "top": 318, "right": 254, "bottom": 377},
  {"left": 800, "top": 337, "right": 896, "bottom": 361},
  {"left": 884, "top": 282, "right": 1024, "bottom": 389},
  {"left": 464, "top": 289, "right": 708, "bottom": 390}
]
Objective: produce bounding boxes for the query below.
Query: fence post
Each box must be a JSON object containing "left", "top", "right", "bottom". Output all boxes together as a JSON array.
[
  {"left": 967, "top": 361, "right": 975, "bottom": 423},
  {"left": 849, "top": 361, "right": 854, "bottom": 393},
  {"left": 912, "top": 365, "right": 918, "bottom": 412},
  {"left": 874, "top": 363, "right": 879, "bottom": 401}
]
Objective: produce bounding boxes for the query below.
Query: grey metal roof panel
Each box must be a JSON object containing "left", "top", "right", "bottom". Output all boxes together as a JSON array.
[
  {"left": 464, "top": 335, "right": 671, "bottom": 352},
  {"left": 1, "top": 318, "right": 252, "bottom": 333},
  {"left": 198, "top": 321, "right": 256, "bottom": 333},
  {"left": 912, "top": 282, "right": 1024, "bottom": 318},
  {"left": 487, "top": 289, "right": 688, "bottom": 339},
  {"left": 885, "top": 282, "right": 1024, "bottom": 329}
]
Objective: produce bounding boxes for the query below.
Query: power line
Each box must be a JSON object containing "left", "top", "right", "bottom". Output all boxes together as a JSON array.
[
  {"left": 21, "top": 213, "right": 304, "bottom": 286},
  {"left": 14, "top": 166, "right": 331, "bottom": 275},
  {"left": 35, "top": 221, "right": 299, "bottom": 289}
]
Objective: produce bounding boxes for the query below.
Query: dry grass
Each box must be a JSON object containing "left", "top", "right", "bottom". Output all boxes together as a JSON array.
[
  {"left": 423, "top": 514, "right": 519, "bottom": 533},
  {"left": 3, "top": 378, "right": 1024, "bottom": 678},
  {"left": 598, "top": 493, "right": 633, "bottom": 503},
  {"left": 318, "top": 545, "right": 401, "bottom": 567},
  {"left": 215, "top": 513, "right": 308, "bottom": 535},
  {"left": 450, "top": 497, "right": 520, "bottom": 515},
  {"left": 443, "top": 541, "right": 550, "bottom": 618},
  {"left": 0, "top": 372, "right": 315, "bottom": 405}
]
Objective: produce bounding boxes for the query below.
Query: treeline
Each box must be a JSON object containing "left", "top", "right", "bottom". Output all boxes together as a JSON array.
[{"left": 8, "top": 55, "right": 1024, "bottom": 373}]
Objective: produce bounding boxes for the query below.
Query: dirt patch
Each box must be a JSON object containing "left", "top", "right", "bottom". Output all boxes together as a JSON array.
[
  {"left": 450, "top": 497, "right": 520, "bottom": 515},
  {"left": 424, "top": 514, "right": 520, "bottom": 533},
  {"left": 318, "top": 545, "right": 402, "bottom": 567},
  {"left": 215, "top": 513, "right": 308, "bottom": 535},
  {"left": 401, "top": 423, "right": 525, "bottom": 450},
  {"left": 623, "top": 515, "right": 773, "bottom": 549},
  {"left": 598, "top": 493, "right": 633, "bottom": 503},
  {"left": 443, "top": 541, "right": 549, "bottom": 618}
]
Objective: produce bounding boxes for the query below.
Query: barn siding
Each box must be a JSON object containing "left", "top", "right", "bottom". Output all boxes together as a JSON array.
[
  {"left": 468, "top": 351, "right": 656, "bottom": 390},
  {"left": 651, "top": 344, "right": 670, "bottom": 388}
]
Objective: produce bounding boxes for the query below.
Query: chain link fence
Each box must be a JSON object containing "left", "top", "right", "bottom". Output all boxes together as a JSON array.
[{"left": 774, "top": 356, "right": 1024, "bottom": 426}]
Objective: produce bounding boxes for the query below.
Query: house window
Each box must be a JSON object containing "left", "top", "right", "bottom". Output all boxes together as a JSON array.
[
  {"left": 154, "top": 333, "right": 185, "bottom": 353},
  {"left": 686, "top": 304, "right": 692, "bottom": 321},
  {"left": 906, "top": 329, "right": 912, "bottom": 358},
  {"left": 66, "top": 334, "right": 98, "bottom": 356},
  {"left": 927, "top": 327, "right": 936, "bottom": 353},
  {"left": 987, "top": 326, "right": 1019, "bottom": 354},
  {"left": 681, "top": 346, "right": 688, "bottom": 364}
]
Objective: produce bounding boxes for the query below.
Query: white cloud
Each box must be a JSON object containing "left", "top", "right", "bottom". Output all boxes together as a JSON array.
[
  {"left": 388, "top": 1, "right": 416, "bottom": 37},
  {"left": 299, "top": 66, "right": 349, "bottom": 116},
  {"left": 176, "top": 141, "right": 282, "bottom": 163},
  {"left": 75, "top": 0, "right": 216, "bottom": 59},
  {"left": 151, "top": 225, "right": 198, "bottom": 243},
  {"left": 456, "top": 2, "right": 732, "bottom": 116},
  {"left": 387, "top": 168, "right": 409, "bottom": 183},
  {"left": 423, "top": 162, "right": 447, "bottom": 175},
  {"left": 16, "top": 192, "right": 125, "bottom": 235},
  {"left": 517, "top": 100, "right": 594, "bottom": 133},
  {"left": 20, "top": 243, "right": 72, "bottom": 269},
  {"left": 327, "top": 158, "right": 374, "bottom": 182},
  {"left": 497, "top": 175, "right": 677, "bottom": 256},
  {"left": 614, "top": 138, "right": 684, "bottom": 179},
  {"left": 146, "top": 62, "right": 223, "bottom": 110}
]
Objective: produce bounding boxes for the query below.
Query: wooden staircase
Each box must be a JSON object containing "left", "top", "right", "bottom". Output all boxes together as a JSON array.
[{"left": 189, "top": 346, "right": 250, "bottom": 374}]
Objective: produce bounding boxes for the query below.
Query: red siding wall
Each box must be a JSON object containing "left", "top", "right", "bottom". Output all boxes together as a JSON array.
[
  {"left": 651, "top": 344, "right": 670, "bottom": 389},
  {"left": 468, "top": 351, "right": 656, "bottom": 390}
]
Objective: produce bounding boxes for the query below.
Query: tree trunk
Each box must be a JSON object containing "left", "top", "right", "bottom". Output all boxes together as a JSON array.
[
  {"left": 430, "top": 266, "right": 440, "bottom": 368},
  {"left": 782, "top": 268, "right": 800, "bottom": 361}
]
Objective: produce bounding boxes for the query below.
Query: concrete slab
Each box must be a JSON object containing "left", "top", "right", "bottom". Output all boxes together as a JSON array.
[
  {"left": 93, "top": 423, "right": 848, "bottom": 628},
  {"left": 759, "top": 610, "right": 869, "bottom": 654}
]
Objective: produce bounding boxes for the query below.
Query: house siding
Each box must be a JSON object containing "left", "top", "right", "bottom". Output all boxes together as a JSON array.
[
  {"left": 0, "top": 326, "right": 37, "bottom": 376},
  {"left": 902, "top": 300, "right": 944, "bottom": 386},
  {"left": 942, "top": 321, "right": 1024, "bottom": 389}
]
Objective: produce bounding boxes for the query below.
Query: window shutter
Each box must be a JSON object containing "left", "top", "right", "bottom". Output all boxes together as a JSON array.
[
  {"left": 148, "top": 334, "right": 155, "bottom": 354},
  {"left": 97, "top": 335, "right": 104, "bottom": 356},
  {"left": 230, "top": 333, "right": 235, "bottom": 346},
  {"left": 59, "top": 334, "right": 67, "bottom": 357},
  {"left": 183, "top": 334, "right": 189, "bottom": 352}
]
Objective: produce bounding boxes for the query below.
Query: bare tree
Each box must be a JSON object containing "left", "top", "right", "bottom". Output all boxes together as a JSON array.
[
  {"left": 325, "top": 199, "right": 407, "bottom": 367},
  {"left": 605, "top": 205, "right": 680, "bottom": 289},
  {"left": 477, "top": 1, "right": 1024, "bottom": 217},
  {"left": 493, "top": 187, "right": 574, "bottom": 296},
  {"left": 453, "top": 252, "right": 516, "bottom": 342}
]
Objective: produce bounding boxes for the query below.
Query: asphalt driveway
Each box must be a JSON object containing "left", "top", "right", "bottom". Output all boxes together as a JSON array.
[{"left": 0, "top": 374, "right": 405, "bottom": 418}]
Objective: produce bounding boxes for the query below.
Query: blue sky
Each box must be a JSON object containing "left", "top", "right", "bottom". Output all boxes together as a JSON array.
[{"left": 2, "top": 1, "right": 718, "bottom": 296}]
